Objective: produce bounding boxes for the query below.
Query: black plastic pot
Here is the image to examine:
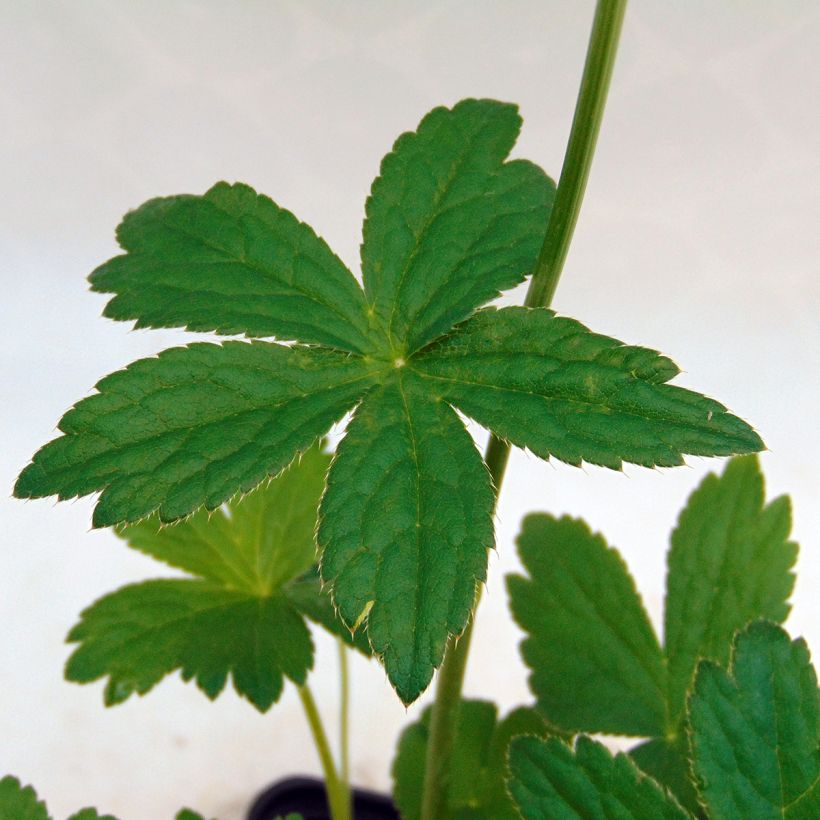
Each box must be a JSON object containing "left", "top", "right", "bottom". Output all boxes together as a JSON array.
[{"left": 248, "top": 777, "right": 400, "bottom": 820}]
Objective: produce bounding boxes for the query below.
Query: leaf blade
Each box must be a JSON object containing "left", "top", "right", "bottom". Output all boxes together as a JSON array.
[
  {"left": 508, "top": 736, "right": 690, "bottom": 820},
  {"left": 15, "top": 342, "right": 374, "bottom": 527},
  {"left": 90, "top": 182, "right": 373, "bottom": 353},
  {"left": 508, "top": 514, "right": 667, "bottom": 737},
  {"left": 362, "top": 99, "right": 555, "bottom": 353},
  {"left": 688, "top": 621, "right": 820, "bottom": 820},
  {"left": 414, "top": 307, "right": 763, "bottom": 469},
  {"left": 318, "top": 373, "right": 494, "bottom": 704},
  {"left": 0, "top": 777, "right": 50, "bottom": 820},
  {"left": 664, "top": 455, "right": 797, "bottom": 730}
]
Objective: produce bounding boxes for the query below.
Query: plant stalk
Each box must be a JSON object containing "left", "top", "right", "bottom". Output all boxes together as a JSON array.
[
  {"left": 298, "top": 683, "right": 350, "bottom": 820},
  {"left": 338, "top": 638, "right": 351, "bottom": 808},
  {"left": 418, "top": 3, "right": 627, "bottom": 818}
]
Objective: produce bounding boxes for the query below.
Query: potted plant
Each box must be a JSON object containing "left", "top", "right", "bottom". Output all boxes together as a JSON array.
[{"left": 5, "top": 2, "right": 818, "bottom": 818}]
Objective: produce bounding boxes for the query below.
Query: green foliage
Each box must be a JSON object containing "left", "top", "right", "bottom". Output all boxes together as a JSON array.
[
  {"left": 507, "top": 455, "right": 797, "bottom": 811},
  {"left": 15, "top": 98, "right": 763, "bottom": 703},
  {"left": 507, "top": 735, "right": 689, "bottom": 819},
  {"left": 66, "top": 444, "right": 368, "bottom": 711},
  {"left": 508, "top": 514, "right": 666, "bottom": 737},
  {"left": 415, "top": 307, "right": 761, "bottom": 468},
  {"left": 0, "top": 776, "right": 117, "bottom": 820},
  {"left": 689, "top": 622, "right": 820, "bottom": 819},
  {"left": 392, "top": 699, "right": 550, "bottom": 819}
]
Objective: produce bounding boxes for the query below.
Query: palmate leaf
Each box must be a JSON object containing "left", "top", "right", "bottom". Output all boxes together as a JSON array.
[
  {"left": 362, "top": 98, "right": 555, "bottom": 353},
  {"left": 508, "top": 456, "right": 797, "bottom": 813},
  {"left": 0, "top": 776, "right": 117, "bottom": 820},
  {"left": 90, "top": 181, "right": 374, "bottom": 354},
  {"left": 688, "top": 622, "right": 820, "bottom": 819},
  {"left": 66, "top": 444, "right": 369, "bottom": 712},
  {"left": 16, "top": 98, "right": 764, "bottom": 704},
  {"left": 507, "top": 515, "right": 667, "bottom": 737},
  {"left": 392, "top": 699, "right": 550, "bottom": 820},
  {"left": 319, "top": 373, "right": 494, "bottom": 704},
  {"left": 507, "top": 735, "right": 690, "bottom": 820}
]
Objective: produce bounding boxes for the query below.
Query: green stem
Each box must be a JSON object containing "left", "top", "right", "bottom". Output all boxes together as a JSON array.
[
  {"left": 418, "top": 3, "right": 627, "bottom": 819},
  {"left": 338, "top": 638, "right": 351, "bottom": 800},
  {"left": 298, "top": 683, "right": 349, "bottom": 820}
]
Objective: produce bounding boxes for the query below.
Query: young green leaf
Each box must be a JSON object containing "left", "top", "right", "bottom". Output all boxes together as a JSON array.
[
  {"left": 15, "top": 342, "right": 375, "bottom": 527},
  {"left": 688, "top": 621, "right": 820, "bottom": 819},
  {"left": 665, "top": 455, "right": 797, "bottom": 729},
  {"left": 66, "top": 443, "right": 367, "bottom": 711},
  {"left": 508, "top": 735, "right": 690, "bottom": 820},
  {"left": 362, "top": 98, "right": 556, "bottom": 353},
  {"left": 507, "top": 514, "right": 667, "bottom": 737},
  {"left": 416, "top": 307, "right": 763, "bottom": 469},
  {"left": 0, "top": 777, "right": 117, "bottom": 820},
  {"left": 319, "top": 374, "right": 494, "bottom": 704},
  {"left": 17, "top": 98, "right": 764, "bottom": 704},
  {"left": 90, "top": 181, "right": 374, "bottom": 354},
  {"left": 392, "top": 699, "right": 550, "bottom": 819}
]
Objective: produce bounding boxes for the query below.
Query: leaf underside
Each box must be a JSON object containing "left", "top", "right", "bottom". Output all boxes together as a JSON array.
[
  {"left": 688, "top": 621, "right": 820, "bottom": 819},
  {"left": 392, "top": 699, "right": 550, "bottom": 819},
  {"left": 507, "top": 735, "right": 689, "bottom": 820},
  {"left": 16, "top": 98, "right": 765, "bottom": 704}
]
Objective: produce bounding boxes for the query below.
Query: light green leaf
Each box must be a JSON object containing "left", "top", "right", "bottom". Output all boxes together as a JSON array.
[
  {"left": 0, "top": 776, "right": 49, "bottom": 820},
  {"left": 508, "top": 735, "right": 690, "bottom": 820},
  {"left": 688, "top": 621, "right": 820, "bottom": 820},
  {"left": 415, "top": 307, "right": 763, "bottom": 468},
  {"left": 15, "top": 342, "right": 375, "bottom": 527},
  {"left": 174, "top": 811, "right": 211, "bottom": 820},
  {"left": 665, "top": 456, "right": 797, "bottom": 729},
  {"left": 66, "top": 579, "right": 313, "bottom": 710},
  {"left": 319, "top": 373, "right": 494, "bottom": 704},
  {"left": 362, "top": 99, "right": 555, "bottom": 354},
  {"left": 392, "top": 699, "right": 550, "bottom": 820},
  {"left": 630, "top": 738, "right": 701, "bottom": 817},
  {"left": 508, "top": 514, "right": 667, "bottom": 737},
  {"left": 66, "top": 444, "right": 358, "bottom": 710},
  {"left": 89, "top": 182, "right": 373, "bottom": 354}
]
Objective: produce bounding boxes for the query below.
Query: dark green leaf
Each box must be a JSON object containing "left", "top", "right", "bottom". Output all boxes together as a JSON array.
[
  {"left": 67, "top": 443, "right": 357, "bottom": 711},
  {"left": 90, "top": 182, "right": 373, "bottom": 354},
  {"left": 630, "top": 738, "right": 701, "bottom": 817},
  {"left": 508, "top": 514, "right": 667, "bottom": 737},
  {"left": 665, "top": 456, "right": 797, "bottom": 729},
  {"left": 688, "top": 621, "right": 819, "bottom": 819},
  {"left": 362, "top": 99, "right": 555, "bottom": 354},
  {"left": 392, "top": 699, "right": 550, "bottom": 819},
  {"left": 67, "top": 811, "right": 117, "bottom": 820},
  {"left": 15, "top": 342, "right": 375, "bottom": 527},
  {"left": 415, "top": 307, "right": 763, "bottom": 468},
  {"left": 508, "top": 735, "right": 690, "bottom": 820},
  {"left": 0, "top": 777, "right": 50, "bottom": 820},
  {"left": 319, "top": 373, "right": 494, "bottom": 704}
]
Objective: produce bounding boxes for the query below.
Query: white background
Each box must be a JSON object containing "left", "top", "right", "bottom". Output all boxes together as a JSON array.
[{"left": 1, "top": 1, "right": 818, "bottom": 818}]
